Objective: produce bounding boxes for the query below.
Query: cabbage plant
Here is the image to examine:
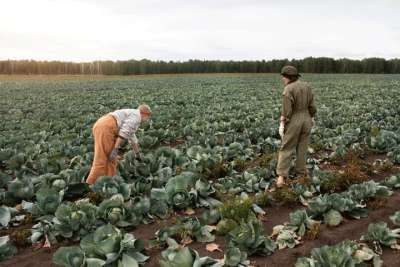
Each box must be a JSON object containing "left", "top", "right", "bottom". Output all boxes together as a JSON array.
[
  {"left": 159, "top": 238, "right": 221, "bottom": 267},
  {"left": 32, "top": 187, "right": 62, "bottom": 216},
  {"left": 295, "top": 240, "right": 382, "bottom": 267},
  {"left": 0, "top": 236, "right": 17, "bottom": 261},
  {"left": 53, "top": 200, "right": 98, "bottom": 239},
  {"left": 149, "top": 188, "right": 170, "bottom": 219},
  {"left": 53, "top": 246, "right": 85, "bottom": 267},
  {"left": 272, "top": 225, "right": 301, "bottom": 250},
  {"left": 347, "top": 181, "right": 391, "bottom": 201},
  {"left": 7, "top": 177, "right": 35, "bottom": 202},
  {"left": 227, "top": 218, "right": 276, "bottom": 256},
  {"left": 366, "top": 129, "right": 398, "bottom": 152},
  {"left": 288, "top": 210, "right": 320, "bottom": 236},
  {"left": 156, "top": 216, "right": 215, "bottom": 244},
  {"left": 223, "top": 247, "right": 249, "bottom": 267},
  {"left": 53, "top": 224, "right": 149, "bottom": 267},
  {"left": 361, "top": 222, "right": 400, "bottom": 249},
  {"left": 91, "top": 176, "right": 131, "bottom": 200},
  {"left": 0, "top": 207, "right": 11, "bottom": 228},
  {"left": 388, "top": 146, "right": 400, "bottom": 163},
  {"left": 390, "top": 211, "right": 400, "bottom": 226},
  {"left": 98, "top": 194, "right": 131, "bottom": 227},
  {"left": 165, "top": 172, "right": 197, "bottom": 209}
]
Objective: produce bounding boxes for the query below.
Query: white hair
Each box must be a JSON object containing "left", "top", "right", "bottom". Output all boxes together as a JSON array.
[{"left": 138, "top": 104, "right": 151, "bottom": 114}]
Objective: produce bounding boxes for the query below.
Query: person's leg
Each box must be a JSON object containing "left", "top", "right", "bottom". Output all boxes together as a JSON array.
[
  {"left": 86, "top": 116, "right": 117, "bottom": 184},
  {"left": 86, "top": 126, "right": 108, "bottom": 184},
  {"left": 276, "top": 120, "right": 302, "bottom": 185},
  {"left": 295, "top": 117, "right": 312, "bottom": 176}
]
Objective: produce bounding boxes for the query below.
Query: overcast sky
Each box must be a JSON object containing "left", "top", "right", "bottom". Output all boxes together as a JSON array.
[{"left": 1, "top": 0, "right": 399, "bottom": 61}]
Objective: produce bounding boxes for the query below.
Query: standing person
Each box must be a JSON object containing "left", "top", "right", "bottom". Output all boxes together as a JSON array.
[
  {"left": 86, "top": 104, "right": 152, "bottom": 185},
  {"left": 276, "top": 66, "right": 316, "bottom": 187}
]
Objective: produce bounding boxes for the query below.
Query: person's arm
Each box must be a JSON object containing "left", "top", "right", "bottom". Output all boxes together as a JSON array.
[
  {"left": 131, "top": 141, "right": 141, "bottom": 158},
  {"left": 308, "top": 89, "right": 317, "bottom": 118},
  {"left": 281, "top": 88, "right": 293, "bottom": 123},
  {"left": 279, "top": 87, "right": 294, "bottom": 138},
  {"left": 108, "top": 136, "right": 124, "bottom": 161},
  {"left": 114, "top": 137, "right": 124, "bottom": 149},
  {"left": 308, "top": 87, "right": 317, "bottom": 127},
  {"left": 129, "top": 134, "right": 141, "bottom": 159}
]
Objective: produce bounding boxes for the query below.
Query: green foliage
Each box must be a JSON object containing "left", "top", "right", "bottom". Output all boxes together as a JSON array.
[
  {"left": 361, "top": 222, "right": 400, "bottom": 248},
  {"left": 31, "top": 217, "right": 57, "bottom": 245},
  {"left": 54, "top": 224, "right": 149, "bottom": 267},
  {"left": 216, "top": 219, "right": 238, "bottom": 236},
  {"left": 0, "top": 236, "right": 17, "bottom": 262},
  {"left": 295, "top": 240, "right": 382, "bottom": 267},
  {"left": 159, "top": 238, "right": 222, "bottom": 267},
  {"left": 347, "top": 181, "right": 392, "bottom": 201},
  {"left": 91, "top": 176, "right": 131, "bottom": 200},
  {"left": 97, "top": 194, "right": 149, "bottom": 227},
  {"left": 2, "top": 74, "right": 400, "bottom": 266},
  {"left": 227, "top": 217, "right": 276, "bottom": 256},
  {"left": 253, "top": 192, "right": 273, "bottom": 207},
  {"left": 157, "top": 216, "right": 215, "bottom": 244},
  {"left": 7, "top": 178, "right": 34, "bottom": 201},
  {"left": 382, "top": 175, "right": 400, "bottom": 189},
  {"left": 271, "top": 186, "right": 298, "bottom": 206},
  {"left": 165, "top": 172, "right": 197, "bottom": 209},
  {"left": 288, "top": 210, "right": 320, "bottom": 236},
  {"left": 366, "top": 129, "right": 399, "bottom": 152},
  {"left": 0, "top": 172, "right": 12, "bottom": 189},
  {"left": 224, "top": 247, "right": 249, "bottom": 267},
  {"left": 53, "top": 246, "right": 85, "bottom": 267},
  {"left": 159, "top": 238, "right": 194, "bottom": 267},
  {"left": 323, "top": 209, "right": 343, "bottom": 227},
  {"left": 219, "top": 196, "right": 253, "bottom": 222},
  {"left": 33, "top": 188, "right": 62, "bottom": 216},
  {"left": 0, "top": 206, "right": 11, "bottom": 228},
  {"left": 53, "top": 200, "right": 98, "bottom": 239},
  {"left": 149, "top": 188, "right": 170, "bottom": 219},
  {"left": 388, "top": 146, "right": 400, "bottom": 163},
  {"left": 390, "top": 211, "right": 400, "bottom": 226},
  {"left": 200, "top": 209, "right": 221, "bottom": 225}
]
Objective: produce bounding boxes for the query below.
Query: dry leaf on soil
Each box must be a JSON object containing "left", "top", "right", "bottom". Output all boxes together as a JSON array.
[{"left": 206, "top": 243, "right": 222, "bottom": 252}]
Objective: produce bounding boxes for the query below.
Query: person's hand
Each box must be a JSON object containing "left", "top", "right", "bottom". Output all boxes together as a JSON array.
[
  {"left": 311, "top": 117, "right": 315, "bottom": 127},
  {"left": 279, "top": 122, "right": 285, "bottom": 138},
  {"left": 108, "top": 148, "right": 119, "bottom": 161}
]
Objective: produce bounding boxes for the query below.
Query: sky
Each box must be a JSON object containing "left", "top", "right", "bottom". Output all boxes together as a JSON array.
[{"left": 1, "top": 0, "right": 399, "bottom": 62}]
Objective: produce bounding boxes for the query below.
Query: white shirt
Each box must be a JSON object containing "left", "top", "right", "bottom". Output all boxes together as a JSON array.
[{"left": 110, "top": 109, "right": 141, "bottom": 144}]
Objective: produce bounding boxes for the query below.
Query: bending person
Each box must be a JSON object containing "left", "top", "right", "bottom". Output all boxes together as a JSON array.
[
  {"left": 276, "top": 66, "right": 316, "bottom": 187},
  {"left": 86, "top": 104, "right": 152, "bottom": 184}
]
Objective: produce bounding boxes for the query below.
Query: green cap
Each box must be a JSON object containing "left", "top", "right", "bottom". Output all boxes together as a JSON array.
[{"left": 281, "top": 65, "right": 301, "bottom": 77}]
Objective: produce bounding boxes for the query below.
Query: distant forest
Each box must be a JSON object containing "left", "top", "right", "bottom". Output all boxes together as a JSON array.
[{"left": 1, "top": 57, "right": 400, "bottom": 75}]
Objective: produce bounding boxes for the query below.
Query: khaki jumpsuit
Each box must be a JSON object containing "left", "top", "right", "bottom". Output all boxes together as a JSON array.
[{"left": 276, "top": 80, "right": 317, "bottom": 177}]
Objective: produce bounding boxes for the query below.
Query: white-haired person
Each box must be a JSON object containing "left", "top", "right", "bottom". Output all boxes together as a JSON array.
[{"left": 86, "top": 104, "right": 152, "bottom": 184}]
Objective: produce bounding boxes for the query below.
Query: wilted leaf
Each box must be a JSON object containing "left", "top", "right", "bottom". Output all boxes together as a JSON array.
[
  {"left": 206, "top": 243, "right": 222, "bottom": 252},
  {"left": 184, "top": 208, "right": 195, "bottom": 215}
]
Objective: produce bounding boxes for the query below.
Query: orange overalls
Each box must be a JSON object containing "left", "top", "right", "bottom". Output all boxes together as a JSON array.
[{"left": 86, "top": 115, "right": 119, "bottom": 184}]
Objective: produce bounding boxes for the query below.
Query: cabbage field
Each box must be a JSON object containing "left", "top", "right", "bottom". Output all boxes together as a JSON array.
[{"left": 1, "top": 74, "right": 400, "bottom": 267}]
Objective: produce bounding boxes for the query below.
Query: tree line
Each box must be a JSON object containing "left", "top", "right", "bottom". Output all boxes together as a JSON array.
[{"left": 0, "top": 57, "right": 400, "bottom": 75}]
